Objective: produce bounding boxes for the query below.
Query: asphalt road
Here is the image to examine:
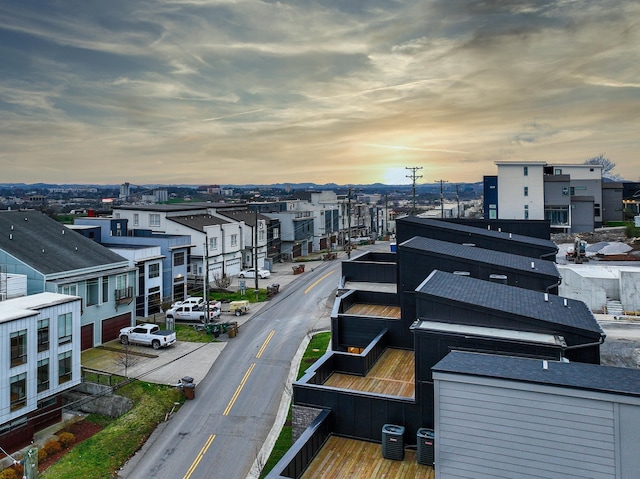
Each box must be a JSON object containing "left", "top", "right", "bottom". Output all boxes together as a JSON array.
[{"left": 118, "top": 258, "right": 340, "bottom": 479}]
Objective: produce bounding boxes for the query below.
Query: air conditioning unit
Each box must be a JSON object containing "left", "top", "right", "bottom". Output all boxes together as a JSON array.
[
  {"left": 382, "top": 424, "right": 405, "bottom": 461},
  {"left": 416, "top": 428, "right": 435, "bottom": 466}
]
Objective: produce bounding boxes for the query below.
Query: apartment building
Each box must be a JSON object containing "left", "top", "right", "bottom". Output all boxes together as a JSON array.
[
  {"left": 0, "top": 210, "right": 136, "bottom": 350},
  {"left": 1, "top": 293, "right": 82, "bottom": 448},
  {"left": 485, "top": 161, "right": 603, "bottom": 233}
]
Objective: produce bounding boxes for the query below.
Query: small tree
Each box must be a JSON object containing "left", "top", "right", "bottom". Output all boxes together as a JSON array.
[
  {"left": 113, "top": 343, "right": 141, "bottom": 378},
  {"left": 213, "top": 274, "right": 232, "bottom": 291}
]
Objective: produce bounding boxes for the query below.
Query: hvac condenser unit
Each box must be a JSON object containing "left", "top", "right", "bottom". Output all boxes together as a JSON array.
[
  {"left": 382, "top": 424, "right": 405, "bottom": 461},
  {"left": 416, "top": 428, "right": 435, "bottom": 466}
]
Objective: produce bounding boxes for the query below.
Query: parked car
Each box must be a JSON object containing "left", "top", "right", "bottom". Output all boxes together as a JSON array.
[
  {"left": 165, "top": 301, "right": 221, "bottom": 322},
  {"left": 119, "top": 323, "right": 176, "bottom": 349},
  {"left": 170, "top": 296, "right": 204, "bottom": 309},
  {"left": 238, "top": 268, "right": 271, "bottom": 279}
]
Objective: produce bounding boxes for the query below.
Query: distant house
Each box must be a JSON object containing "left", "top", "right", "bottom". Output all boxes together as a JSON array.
[
  {"left": 1, "top": 293, "right": 82, "bottom": 449},
  {"left": 0, "top": 210, "right": 137, "bottom": 349}
]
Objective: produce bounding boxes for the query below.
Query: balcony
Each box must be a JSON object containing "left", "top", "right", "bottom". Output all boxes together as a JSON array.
[{"left": 115, "top": 286, "right": 134, "bottom": 305}]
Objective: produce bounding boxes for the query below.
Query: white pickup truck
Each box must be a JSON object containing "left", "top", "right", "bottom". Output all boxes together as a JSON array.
[
  {"left": 119, "top": 324, "right": 177, "bottom": 350},
  {"left": 165, "top": 301, "right": 222, "bottom": 322}
]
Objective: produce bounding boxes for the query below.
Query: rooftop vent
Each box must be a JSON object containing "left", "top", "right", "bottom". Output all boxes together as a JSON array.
[
  {"left": 544, "top": 293, "right": 549, "bottom": 302},
  {"left": 531, "top": 261, "right": 535, "bottom": 269},
  {"left": 543, "top": 360, "right": 548, "bottom": 370}
]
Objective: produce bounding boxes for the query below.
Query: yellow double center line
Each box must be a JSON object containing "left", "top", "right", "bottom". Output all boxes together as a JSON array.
[
  {"left": 304, "top": 270, "right": 334, "bottom": 294},
  {"left": 257, "top": 329, "right": 276, "bottom": 358},
  {"left": 223, "top": 362, "right": 255, "bottom": 416},
  {"left": 183, "top": 434, "right": 215, "bottom": 479}
]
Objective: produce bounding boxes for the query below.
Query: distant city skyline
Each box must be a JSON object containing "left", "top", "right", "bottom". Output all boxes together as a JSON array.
[{"left": 1, "top": 1, "right": 639, "bottom": 185}]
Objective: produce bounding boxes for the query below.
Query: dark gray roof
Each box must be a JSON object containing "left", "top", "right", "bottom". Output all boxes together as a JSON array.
[
  {"left": 167, "top": 214, "right": 230, "bottom": 231},
  {"left": 401, "top": 236, "right": 560, "bottom": 277},
  {"left": 217, "top": 210, "right": 270, "bottom": 226},
  {"left": 433, "top": 350, "right": 640, "bottom": 397},
  {"left": 114, "top": 203, "right": 229, "bottom": 212},
  {"left": 0, "top": 210, "right": 128, "bottom": 275},
  {"left": 418, "top": 270, "right": 603, "bottom": 335},
  {"left": 398, "top": 217, "right": 557, "bottom": 249}
]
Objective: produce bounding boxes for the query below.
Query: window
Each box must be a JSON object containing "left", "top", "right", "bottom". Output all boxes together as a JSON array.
[
  {"left": 149, "top": 213, "right": 161, "bottom": 227},
  {"left": 58, "top": 351, "right": 72, "bottom": 384},
  {"left": 524, "top": 204, "right": 529, "bottom": 219},
  {"left": 133, "top": 213, "right": 139, "bottom": 227},
  {"left": 209, "top": 237, "right": 218, "bottom": 251},
  {"left": 38, "top": 319, "right": 50, "bottom": 353},
  {"left": 570, "top": 187, "right": 575, "bottom": 196},
  {"left": 523, "top": 166, "right": 528, "bottom": 176},
  {"left": 595, "top": 204, "right": 601, "bottom": 217},
  {"left": 259, "top": 229, "right": 265, "bottom": 241},
  {"left": 37, "top": 359, "right": 50, "bottom": 393},
  {"left": 10, "top": 373, "right": 27, "bottom": 411},
  {"left": 87, "top": 278, "right": 100, "bottom": 306},
  {"left": 116, "top": 274, "right": 127, "bottom": 290},
  {"left": 102, "top": 277, "right": 109, "bottom": 303},
  {"left": 273, "top": 228, "right": 279, "bottom": 240},
  {"left": 59, "top": 284, "right": 77, "bottom": 296},
  {"left": 58, "top": 313, "right": 72, "bottom": 345},
  {"left": 555, "top": 168, "right": 562, "bottom": 175},
  {"left": 524, "top": 186, "right": 528, "bottom": 197},
  {"left": 149, "top": 263, "right": 160, "bottom": 278},
  {"left": 10, "top": 330, "right": 27, "bottom": 367},
  {"left": 231, "top": 234, "right": 238, "bottom": 247},
  {"left": 174, "top": 251, "right": 185, "bottom": 266},
  {"left": 545, "top": 206, "right": 569, "bottom": 225}
]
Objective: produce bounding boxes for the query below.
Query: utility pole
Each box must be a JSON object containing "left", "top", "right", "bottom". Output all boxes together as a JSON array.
[
  {"left": 204, "top": 239, "right": 210, "bottom": 325},
  {"left": 406, "top": 167, "right": 423, "bottom": 215},
  {"left": 437, "top": 179, "right": 448, "bottom": 218},
  {"left": 455, "top": 184, "right": 460, "bottom": 218},
  {"left": 254, "top": 206, "right": 259, "bottom": 301},
  {"left": 347, "top": 188, "right": 352, "bottom": 259}
]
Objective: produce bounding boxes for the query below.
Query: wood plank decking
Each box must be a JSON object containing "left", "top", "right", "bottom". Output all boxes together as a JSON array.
[
  {"left": 345, "top": 303, "right": 401, "bottom": 318},
  {"left": 300, "top": 435, "right": 434, "bottom": 479},
  {"left": 324, "top": 348, "right": 415, "bottom": 398}
]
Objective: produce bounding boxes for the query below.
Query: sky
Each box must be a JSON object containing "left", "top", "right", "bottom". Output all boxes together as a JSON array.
[{"left": 0, "top": 1, "right": 639, "bottom": 186}]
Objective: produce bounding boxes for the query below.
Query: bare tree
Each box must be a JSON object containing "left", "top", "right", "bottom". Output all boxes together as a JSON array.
[
  {"left": 584, "top": 153, "right": 621, "bottom": 180},
  {"left": 113, "top": 343, "right": 141, "bottom": 378},
  {"left": 213, "top": 274, "right": 232, "bottom": 290}
]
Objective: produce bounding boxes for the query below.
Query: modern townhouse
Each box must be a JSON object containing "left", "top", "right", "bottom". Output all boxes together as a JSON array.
[
  {"left": 213, "top": 207, "right": 270, "bottom": 270},
  {"left": 72, "top": 217, "right": 192, "bottom": 310},
  {"left": 0, "top": 210, "right": 136, "bottom": 350},
  {"left": 484, "top": 161, "right": 603, "bottom": 232},
  {"left": 1, "top": 293, "right": 82, "bottom": 449},
  {"left": 265, "top": 217, "right": 628, "bottom": 479}
]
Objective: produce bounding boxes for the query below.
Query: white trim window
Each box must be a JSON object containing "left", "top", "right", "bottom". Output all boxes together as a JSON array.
[{"left": 149, "top": 213, "right": 161, "bottom": 227}]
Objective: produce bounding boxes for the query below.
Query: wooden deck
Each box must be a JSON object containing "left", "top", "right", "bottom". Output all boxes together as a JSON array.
[
  {"left": 345, "top": 303, "right": 401, "bottom": 319},
  {"left": 324, "top": 349, "right": 415, "bottom": 398},
  {"left": 301, "top": 435, "right": 434, "bottom": 479}
]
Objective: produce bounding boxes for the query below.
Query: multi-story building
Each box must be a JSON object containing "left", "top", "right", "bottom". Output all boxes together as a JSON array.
[
  {"left": 0, "top": 210, "right": 137, "bottom": 349},
  {"left": 485, "top": 161, "right": 603, "bottom": 233},
  {"left": 1, "top": 293, "right": 82, "bottom": 448}
]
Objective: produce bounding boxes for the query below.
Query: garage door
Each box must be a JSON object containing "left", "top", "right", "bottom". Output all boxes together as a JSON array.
[
  {"left": 101, "top": 314, "right": 132, "bottom": 344},
  {"left": 81, "top": 324, "right": 94, "bottom": 351}
]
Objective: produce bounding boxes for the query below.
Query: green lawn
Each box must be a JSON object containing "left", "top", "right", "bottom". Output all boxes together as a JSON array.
[{"left": 260, "top": 331, "right": 331, "bottom": 478}]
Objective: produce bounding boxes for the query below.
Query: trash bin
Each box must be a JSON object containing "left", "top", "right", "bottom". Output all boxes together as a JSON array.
[
  {"left": 183, "top": 382, "right": 195, "bottom": 400},
  {"left": 228, "top": 322, "right": 238, "bottom": 338},
  {"left": 181, "top": 376, "right": 194, "bottom": 384}
]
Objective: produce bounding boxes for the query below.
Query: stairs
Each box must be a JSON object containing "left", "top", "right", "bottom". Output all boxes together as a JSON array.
[{"left": 606, "top": 299, "right": 624, "bottom": 316}]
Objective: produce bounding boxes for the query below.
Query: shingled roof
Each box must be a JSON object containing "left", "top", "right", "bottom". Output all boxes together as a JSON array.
[
  {"left": 400, "top": 236, "right": 560, "bottom": 277},
  {"left": 433, "top": 350, "right": 640, "bottom": 397},
  {"left": 0, "top": 210, "right": 128, "bottom": 275},
  {"left": 417, "top": 270, "right": 603, "bottom": 335},
  {"left": 167, "top": 214, "right": 230, "bottom": 231}
]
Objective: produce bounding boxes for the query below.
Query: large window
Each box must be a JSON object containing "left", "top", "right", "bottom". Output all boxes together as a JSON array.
[
  {"left": 10, "top": 330, "right": 27, "bottom": 367},
  {"left": 149, "top": 263, "right": 160, "bottom": 278},
  {"left": 87, "top": 278, "right": 100, "bottom": 306},
  {"left": 174, "top": 252, "right": 185, "bottom": 266},
  {"left": 58, "top": 351, "right": 72, "bottom": 384},
  {"left": 37, "top": 359, "right": 50, "bottom": 393},
  {"left": 545, "top": 206, "right": 569, "bottom": 225},
  {"left": 10, "top": 373, "right": 27, "bottom": 411},
  {"left": 149, "top": 213, "right": 161, "bottom": 227},
  {"left": 58, "top": 313, "right": 72, "bottom": 345},
  {"left": 38, "top": 319, "right": 50, "bottom": 353},
  {"left": 59, "top": 284, "right": 77, "bottom": 296}
]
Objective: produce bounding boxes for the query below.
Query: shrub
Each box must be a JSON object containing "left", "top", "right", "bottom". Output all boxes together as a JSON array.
[
  {"left": 44, "top": 439, "right": 62, "bottom": 456},
  {"left": 38, "top": 447, "right": 49, "bottom": 462},
  {"left": 0, "top": 466, "right": 21, "bottom": 479},
  {"left": 58, "top": 431, "right": 76, "bottom": 448},
  {"left": 625, "top": 224, "right": 640, "bottom": 238}
]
